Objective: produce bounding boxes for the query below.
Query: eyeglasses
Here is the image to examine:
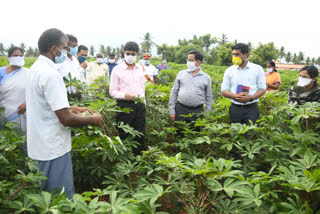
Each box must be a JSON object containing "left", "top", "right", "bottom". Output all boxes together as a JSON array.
[{"left": 125, "top": 52, "right": 136, "bottom": 56}]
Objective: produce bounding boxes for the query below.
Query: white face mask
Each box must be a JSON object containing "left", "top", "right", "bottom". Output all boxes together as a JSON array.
[
  {"left": 297, "top": 77, "right": 313, "bottom": 87},
  {"left": 267, "top": 68, "right": 273, "bottom": 73},
  {"left": 96, "top": 58, "right": 104, "bottom": 64},
  {"left": 187, "top": 61, "right": 198, "bottom": 71},
  {"left": 109, "top": 59, "right": 115, "bottom": 63},
  {"left": 125, "top": 55, "right": 136, "bottom": 64},
  {"left": 9, "top": 56, "right": 25, "bottom": 67}
]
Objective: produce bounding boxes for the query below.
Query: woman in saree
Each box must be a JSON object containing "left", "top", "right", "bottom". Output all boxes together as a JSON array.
[{"left": 0, "top": 46, "right": 29, "bottom": 133}]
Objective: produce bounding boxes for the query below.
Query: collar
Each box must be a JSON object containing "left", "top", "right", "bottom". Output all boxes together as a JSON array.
[
  {"left": 237, "top": 61, "right": 251, "bottom": 70},
  {"left": 187, "top": 68, "right": 203, "bottom": 75},
  {"left": 120, "top": 62, "right": 140, "bottom": 70},
  {"left": 38, "top": 55, "right": 58, "bottom": 70}
]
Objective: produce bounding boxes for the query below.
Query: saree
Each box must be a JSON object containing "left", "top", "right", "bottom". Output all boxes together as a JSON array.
[{"left": 0, "top": 66, "right": 28, "bottom": 133}]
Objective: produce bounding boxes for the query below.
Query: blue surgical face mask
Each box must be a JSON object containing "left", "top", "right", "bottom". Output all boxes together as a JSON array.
[
  {"left": 54, "top": 47, "right": 67, "bottom": 64},
  {"left": 144, "top": 59, "right": 150, "bottom": 65},
  {"left": 78, "top": 55, "right": 87, "bottom": 63},
  {"left": 69, "top": 46, "right": 78, "bottom": 56}
]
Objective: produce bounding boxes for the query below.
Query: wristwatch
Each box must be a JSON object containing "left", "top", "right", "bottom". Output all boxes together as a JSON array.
[{"left": 250, "top": 95, "right": 253, "bottom": 102}]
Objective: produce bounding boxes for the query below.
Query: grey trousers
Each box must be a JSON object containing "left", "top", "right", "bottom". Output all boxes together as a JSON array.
[{"left": 37, "top": 151, "right": 75, "bottom": 199}]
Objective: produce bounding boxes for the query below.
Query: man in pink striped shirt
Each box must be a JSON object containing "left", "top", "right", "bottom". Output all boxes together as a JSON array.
[{"left": 109, "top": 41, "right": 146, "bottom": 155}]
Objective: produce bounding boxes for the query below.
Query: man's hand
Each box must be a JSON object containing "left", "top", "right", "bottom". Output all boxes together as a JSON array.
[
  {"left": 169, "top": 114, "right": 175, "bottom": 122},
  {"left": 125, "top": 93, "right": 134, "bottom": 101},
  {"left": 17, "top": 103, "right": 26, "bottom": 115},
  {"left": 70, "top": 106, "right": 93, "bottom": 114},
  {"left": 92, "top": 113, "right": 103, "bottom": 126},
  {"left": 236, "top": 93, "right": 251, "bottom": 103}
]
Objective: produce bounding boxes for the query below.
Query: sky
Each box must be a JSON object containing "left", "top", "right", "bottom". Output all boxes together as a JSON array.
[{"left": 1, "top": 0, "right": 319, "bottom": 58}]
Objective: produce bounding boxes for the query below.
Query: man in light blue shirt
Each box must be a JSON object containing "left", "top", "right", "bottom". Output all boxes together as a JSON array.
[{"left": 221, "top": 43, "right": 266, "bottom": 125}]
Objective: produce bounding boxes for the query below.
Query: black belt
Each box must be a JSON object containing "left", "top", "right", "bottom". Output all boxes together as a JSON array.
[
  {"left": 177, "top": 102, "right": 203, "bottom": 110},
  {"left": 231, "top": 102, "right": 257, "bottom": 107},
  {"left": 117, "top": 100, "right": 135, "bottom": 104}
]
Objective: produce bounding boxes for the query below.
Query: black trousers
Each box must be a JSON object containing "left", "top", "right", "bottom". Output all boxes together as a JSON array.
[
  {"left": 229, "top": 102, "right": 260, "bottom": 125},
  {"left": 116, "top": 100, "right": 146, "bottom": 155},
  {"left": 175, "top": 102, "right": 203, "bottom": 122}
]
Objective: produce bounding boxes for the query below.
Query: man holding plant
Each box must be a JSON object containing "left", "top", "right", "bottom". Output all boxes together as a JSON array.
[{"left": 26, "top": 28, "right": 103, "bottom": 199}]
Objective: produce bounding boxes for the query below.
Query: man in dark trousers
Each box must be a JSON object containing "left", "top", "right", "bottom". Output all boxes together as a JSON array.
[{"left": 109, "top": 41, "right": 145, "bottom": 155}]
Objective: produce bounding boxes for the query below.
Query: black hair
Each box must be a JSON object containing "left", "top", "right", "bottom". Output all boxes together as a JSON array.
[
  {"left": 232, "top": 43, "right": 249, "bottom": 54},
  {"left": 38, "top": 28, "right": 67, "bottom": 54},
  {"left": 78, "top": 45, "right": 88, "bottom": 53},
  {"left": 300, "top": 65, "right": 319, "bottom": 86},
  {"left": 66, "top": 34, "right": 78, "bottom": 44},
  {"left": 188, "top": 50, "right": 203, "bottom": 63},
  {"left": 162, "top": 57, "right": 167, "bottom": 60},
  {"left": 123, "top": 41, "right": 139, "bottom": 53},
  {"left": 267, "top": 61, "right": 277, "bottom": 72},
  {"left": 109, "top": 53, "right": 115, "bottom": 57},
  {"left": 8, "top": 46, "right": 24, "bottom": 57}
]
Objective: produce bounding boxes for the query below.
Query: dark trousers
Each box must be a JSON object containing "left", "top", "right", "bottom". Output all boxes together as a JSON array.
[
  {"left": 175, "top": 102, "right": 203, "bottom": 135},
  {"left": 116, "top": 100, "right": 146, "bottom": 155},
  {"left": 229, "top": 102, "right": 260, "bottom": 125}
]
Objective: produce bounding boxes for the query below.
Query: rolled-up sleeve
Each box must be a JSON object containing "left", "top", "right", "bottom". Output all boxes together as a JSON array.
[
  {"left": 168, "top": 73, "right": 181, "bottom": 115},
  {"left": 257, "top": 67, "right": 267, "bottom": 90},
  {"left": 205, "top": 76, "right": 213, "bottom": 112},
  {"left": 109, "top": 69, "right": 125, "bottom": 99},
  {"left": 221, "top": 69, "right": 231, "bottom": 92}
]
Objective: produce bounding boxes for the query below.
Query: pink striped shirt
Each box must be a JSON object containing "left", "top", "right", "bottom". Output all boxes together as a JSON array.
[{"left": 109, "top": 62, "right": 145, "bottom": 99}]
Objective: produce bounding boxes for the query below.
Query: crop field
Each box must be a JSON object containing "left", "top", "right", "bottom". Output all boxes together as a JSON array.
[{"left": 1, "top": 57, "right": 320, "bottom": 213}]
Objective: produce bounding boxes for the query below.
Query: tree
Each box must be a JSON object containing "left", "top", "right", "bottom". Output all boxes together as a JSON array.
[
  {"left": 285, "top": 52, "right": 292, "bottom": 63},
  {"left": 292, "top": 53, "right": 298, "bottom": 64},
  {"left": 305, "top": 57, "right": 311, "bottom": 65},
  {"left": 140, "top": 32, "right": 155, "bottom": 54},
  {"left": 90, "top": 45, "right": 95, "bottom": 56},
  {"left": 297, "top": 51, "right": 304, "bottom": 64},
  {"left": 157, "top": 44, "right": 177, "bottom": 62},
  {"left": 105, "top": 46, "right": 112, "bottom": 56},
  {"left": 311, "top": 57, "right": 316, "bottom": 65},
  {"left": 200, "top": 34, "right": 217, "bottom": 53},
  {"left": 219, "top": 34, "right": 228, "bottom": 45},
  {"left": 20, "top": 43, "right": 26, "bottom": 52},
  {"left": 250, "top": 42, "right": 279, "bottom": 66},
  {"left": 217, "top": 43, "right": 234, "bottom": 66},
  {"left": 33, "top": 48, "right": 40, "bottom": 57},
  {"left": 315, "top": 57, "right": 320, "bottom": 65},
  {"left": 0, "top": 43, "right": 5, "bottom": 56},
  {"left": 99, "top": 45, "right": 105, "bottom": 55},
  {"left": 279, "top": 46, "right": 285, "bottom": 59},
  {"left": 205, "top": 48, "right": 218, "bottom": 65},
  {"left": 174, "top": 44, "right": 202, "bottom": 64},
  {"left": 25, "top": 47, "right": 34, "bottom": 57}
]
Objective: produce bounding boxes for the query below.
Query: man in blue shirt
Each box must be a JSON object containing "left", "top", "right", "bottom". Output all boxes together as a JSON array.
[
  {"left": 106, "top": 53, "right": 118, "bottom": 76},
  {"left": 221, "top": 43, "right": 266, "bottom": 125}
]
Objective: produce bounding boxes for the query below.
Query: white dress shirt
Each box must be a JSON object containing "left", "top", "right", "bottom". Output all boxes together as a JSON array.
[
  {"left": 26, "top": 55, "right": 71, "bottom": 161},
  {"left": 221, "top": 61, "right": 266, "bottom": 105}
]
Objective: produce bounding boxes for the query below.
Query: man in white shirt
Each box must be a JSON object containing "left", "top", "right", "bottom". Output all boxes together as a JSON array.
[
  {"left": 221, "top": 43, "right": 266, "bottom": 125},
  {"left": 26, "top": 28, "right": 103, "bottom": 199},
  {"left": 58, "top": 34, "right": 81, "bottom": 93},
  {"left": 88, "top": 53, "right": 109, "bottom": 84},
  {"left": 141, "top": 53, "right": 158, "bottom": 84},
  {"left": 77, "top": 45, "right": 90, "bottom": 84}
]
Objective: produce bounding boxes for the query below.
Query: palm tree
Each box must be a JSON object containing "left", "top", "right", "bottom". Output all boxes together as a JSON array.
[
  {"left": 279, "top": 46, "right": 285, "bottom": 59},
  {"left": 140, "top": 32, "right": 155, "bottom": 54},
  {"left": 220, "top": 34, "right": 228, "bottom": 45},
  {"left": 285, "top": 52, "right": 292, "bottom": 63},
  {"left": 90, "top": 45, "right": 95, "bottom": 56}
]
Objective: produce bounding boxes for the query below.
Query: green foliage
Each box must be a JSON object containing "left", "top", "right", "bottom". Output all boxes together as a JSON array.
[
  {"left": 250, "top": 42, "right": 279, "bottom": 66},
  {"left": 2, "top": 59, "right": 320, "bottom": 213}
]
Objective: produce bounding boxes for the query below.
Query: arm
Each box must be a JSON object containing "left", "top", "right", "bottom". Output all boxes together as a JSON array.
[
  {"left": 154, "top": 75, "right": 158, "bottom": 85},
  {"left": 55, "top": 108, "right": 102, "bottom": 127},
  {"left": 109, "top": 69, "right": 126, "bottom": 99},
  {"left": 267, "top": 82, "right": 281, "bottom": 90},
  {"left": 205, "top": 77, "right": 213, "bottom": 112},
  {"left": 17, "top": 103, "right": 26, "bottom": 115},
  {"left": 221, "top": 69, "right": 237, "bottom": 99},
  {"left": 168, "top": 73, "right": 180, "bottom": 121}
]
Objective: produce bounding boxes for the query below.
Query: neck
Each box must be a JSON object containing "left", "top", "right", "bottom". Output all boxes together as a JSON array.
[
  {"left": 240, "top": 60, "right": 248, "bottom": 69},
  {"left": 67, "top": 54, "right": 72, "bottom": 60},
  {"left": 304, "top": 83, "right": 314, "bottom": 91},
  {"left": 192, "top": 67, "right": 201, "bottom": 75},
  {"left": 42, "top": 53, "right": 54, "bottom": 62},
  {"left": 126, "top": 62, "right": 135, "bottom": 69},
  {"left": 7, "top": 65, "right": 20, "bottom": 73}
]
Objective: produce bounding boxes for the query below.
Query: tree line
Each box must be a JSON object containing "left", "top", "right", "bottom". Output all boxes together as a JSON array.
[{"left": 1, "top": 33, "right": 320, "bottom": 67}]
